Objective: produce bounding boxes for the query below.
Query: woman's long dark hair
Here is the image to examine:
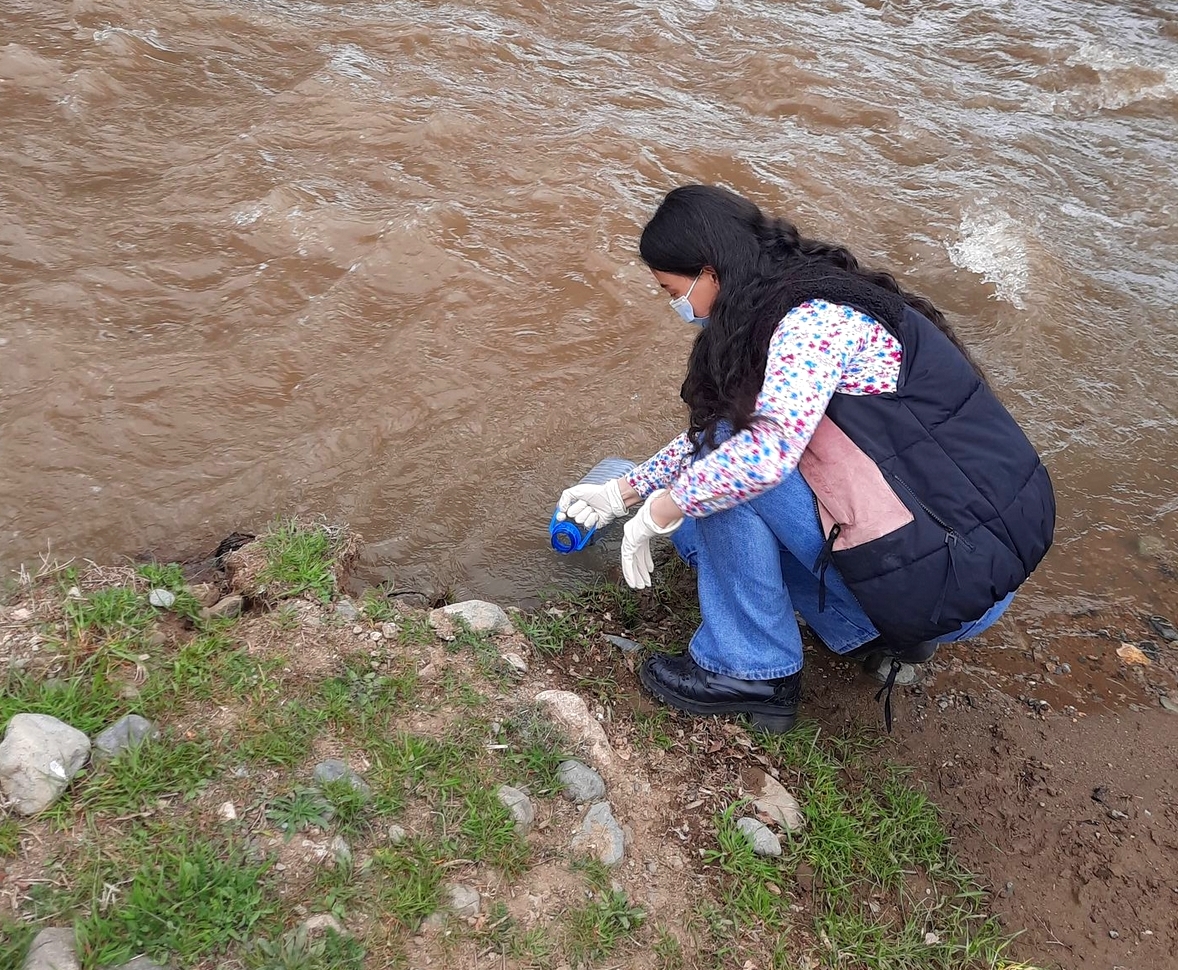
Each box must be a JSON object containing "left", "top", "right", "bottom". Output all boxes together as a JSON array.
[{"left": 639, "top": 184, "right": 981, "bottom": 450}]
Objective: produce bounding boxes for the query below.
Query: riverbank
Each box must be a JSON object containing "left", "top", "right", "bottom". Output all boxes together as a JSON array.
[{"left": 1, "top": 521, "right": 1176, "bottom": 970}]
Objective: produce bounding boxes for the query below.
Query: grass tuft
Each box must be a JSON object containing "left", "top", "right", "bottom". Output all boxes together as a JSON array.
[
  {"left": 371, "top": 839, "right": 444, "bottom": 929},
  {"left": 703, "top": 805, "right": 791, "bottom": 928},
  {"left": 48, "top": 735, "right": 219, "bottom": 820},
  {"left": 259, "top": 521, "right": 341, "bottom": 603},
  {"left": 75, "top": 826, "right": 279, "bottom": 967},
  {"left": 563, "top": 888, "right": 646, "bottom": 967},
  {"left": 245, "top": 924, "right": 366, "bottom": 970},
  {"left": 1, "top": 667, "right": 129, "bottom": 737},
  {"left": 267, "top": 788, "right": 334, "bottom": 838},
  {"left": 66, "top": 585, "right": 152, "bottom": 636},
  {"left": 0, "top": 818, "right": 21, "bottom": 858}
]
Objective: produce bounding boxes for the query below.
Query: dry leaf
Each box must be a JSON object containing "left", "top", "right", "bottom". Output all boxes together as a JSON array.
[{"left": 1116, "top": 643, "right": 1151, "bottom": 666}]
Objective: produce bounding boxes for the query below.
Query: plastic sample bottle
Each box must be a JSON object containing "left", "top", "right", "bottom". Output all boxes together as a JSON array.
[{"left": 549, "top": 457, "right": 637, "bottom": 554}]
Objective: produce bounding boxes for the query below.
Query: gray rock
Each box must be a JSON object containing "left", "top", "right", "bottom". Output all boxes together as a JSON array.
[
  {"left": 603, "top": 634, "right": 641, "bottom": 654},
  {"left": 202, "top": 595, "right": 243, "bottom": 621},
  {"left": 147, "top": 589, "right": 175, "bottom": 609},
  {"left": 418, "top": 912, "right": 446, "bottom": 935},
  {"left": 496, "top": 785, "right": 534, "bottom": 834},
  {"left": 93, "top": 715, "right": 159, "bottom": 760},
  {"left": 500, "top": 652, "right": 528, "bottom": 674},
  {"left": 535, "top": 690, "right": 614, "bottom": 768},
  {"left": 387, "top": 823, "right": 408, "bottom": 844},
  {"left": 572, "top": 802, "right": 625, "bottom": 866},
  {"left": 736, "top": 817, "right": 783, "bottom": 857},
  {"left": 431, "top": 600, "right": 514, "bottom": 636},
  {"left": 187, "top": 583, "right": 220, "bottom": 607},
  {"left": 119, "top": 958, "right": 169, "bottom": 970},
  {"left": 865, "top": 656, "right": 919, "bottom": 685},
  {"left": 444, "top": 883, "right": 481, "bottom": 918},
  {"left": 558, "top": 760, "right": 606, "bottom": 803},
  {"left": 21, "top": 927, "right": 79, "bottom": 970},
  {"left": 1160, "top": 695, "right": 1178, "bottom": 715},
  {"left": 329, "top": 835, "right": 352, "bottom": 867},
  {"left": 335, "top": 598, "right": 360, "bottom": 623},
  {"left": 1147, "top": 615, "right": 1178, "bottom": 643},
  {"left": 312, "top": 759, "right": 372, "bottom": 800},
  {"left": 0, "top": 714, "right": 91, "bottom": 815},
  {"left": 301, "top": 913, "right": 344, "bottom": 937}
]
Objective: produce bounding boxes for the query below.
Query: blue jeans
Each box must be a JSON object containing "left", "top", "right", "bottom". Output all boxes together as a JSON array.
[{"left": 671, "top": 468, "right": 1014, "bottom": 680}]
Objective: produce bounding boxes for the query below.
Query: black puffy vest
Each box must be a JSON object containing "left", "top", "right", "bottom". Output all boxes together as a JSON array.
[{"left": 824, "top": 305, "right": 1056, "bottom": 646}]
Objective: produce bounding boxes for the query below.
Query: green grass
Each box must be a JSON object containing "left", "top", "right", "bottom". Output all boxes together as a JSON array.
[
  {"left": 0, "top": 818, "right": 20, "bottom": 858},
  {"left": 0, "top": 666, "right": 130, "bottom": 737},
  {"left": 74, "top": 825, "right": 279, "bottom": 968},
  {"left": 497, "top": 705, "right": 569, "bottom": 796},
  {"left": 652, "top": 928, "right": 686, "bottom": 969},
  {"left": 514, "top": 606, "right": 587, "bottom": 656},
  {"left": 703, "top": 805, "right": 792, "bottom": 927},
  {"left": 46, "top": 735, "right": 219, "bottom": 820},
  {"left": 633, "top": 709, "right": 677, "bottom": 751},
  {"left": 316, "top": 659, "right": 417, "bottom": 735},
  {"left": 267, "top": 788, "right": 334, "bottom": 838},
  {"left": 0, "top": 921, "right": 34, "bottom": 970},
  {"left": 360, "top": 587, "right": 398, "bottom": 623},
  {"left": 65, "top": 584, "right": 153, "bottom": 636},
  {"left": 370, "top": 839, "right": 445, "bottom": 929},
  {"left": 318, "top": 778, "right": 372, "bottom": 835},
  {"left": 0, "top": 549, "right": 1035, "bottom": 970},
  {"left": 712, "top": 721, "right": 1021, "bottom": 969},
  {"left": 245, "top": 923, "right": 366, "bottom": 970},
  {"left": 259, "top": 521, "right": 342, "bottom": 603},
  {"left": 135, "top": 563, "right": 207, "bottom": 623},
  {"left": 563, "top": 888, "right": 646, "bottom": 967},
  {"left": 369, "top": 730, "right": 486, "bottom": 804},
  {"left": 234, "top": 702, "right": 323, "bottom": 768},
  {"left": 446, "top": 787, "right": 530, "bottom": 876},
  {"left": 150, "top": 631, "right": 277, "bottom": 706}
]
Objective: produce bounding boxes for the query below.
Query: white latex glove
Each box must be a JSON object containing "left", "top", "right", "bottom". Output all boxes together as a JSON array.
[
  {"left": 621, "top": 489, "right": 682, "bottom": 589},
  {"left": 557, "top": 477, "right": 628, "bottom": 532}
]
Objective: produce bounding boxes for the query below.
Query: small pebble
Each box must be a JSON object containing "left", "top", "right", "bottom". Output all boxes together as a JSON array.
[
  {"left": 1109, "top": 930, "right": 1119, "bottom": 939},
  {"left": 148, "top": 589, "right": 176, "bottom": 609},
  {"left": 352, "top": 625, "right": 363, "bottom": 635}
]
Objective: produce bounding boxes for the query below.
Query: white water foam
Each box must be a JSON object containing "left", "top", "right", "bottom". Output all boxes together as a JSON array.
[
  {"left": 946, "top": 207, "right": 1030, "bottom": 309},
  {"left": 1066, "top": 42, "right": 1178, "bottom": 110},
  {"left": 318, "top": 43, "right": 388, "bottom": 84}
]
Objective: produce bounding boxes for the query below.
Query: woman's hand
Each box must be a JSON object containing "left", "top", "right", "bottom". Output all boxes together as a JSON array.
[
  {"left": 621, "top": 489, "right": 684, "bottom": 589},
  {"left": 557, "top": 478, "right": 638, "bottom": 531}
]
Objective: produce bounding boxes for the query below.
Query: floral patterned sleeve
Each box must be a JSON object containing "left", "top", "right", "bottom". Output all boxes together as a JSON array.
[
  {"left": 625, "top": 432, "right": 692, "bottom": 500},
  {"left": 667, "top": 301, "right": 902, "bottom": 518}
]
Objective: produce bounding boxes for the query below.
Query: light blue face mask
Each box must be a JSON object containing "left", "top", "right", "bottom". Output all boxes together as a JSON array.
[{"left": 669, "top": 271, "right": 709, "bottom": 327}]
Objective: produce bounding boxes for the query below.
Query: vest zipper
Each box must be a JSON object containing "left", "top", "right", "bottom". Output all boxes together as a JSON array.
[{"left": 889, "top": 474, "right": 975, "bottom": 551}]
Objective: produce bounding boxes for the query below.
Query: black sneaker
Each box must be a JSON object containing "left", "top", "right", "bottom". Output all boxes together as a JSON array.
[{"left": 638, "top": 652, "right": 800, "bottom": 735}]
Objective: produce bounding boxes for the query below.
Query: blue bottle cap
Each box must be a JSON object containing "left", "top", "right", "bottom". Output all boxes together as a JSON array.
[{"left": 549, "top": 508, "right": 594, "bottom": 554}]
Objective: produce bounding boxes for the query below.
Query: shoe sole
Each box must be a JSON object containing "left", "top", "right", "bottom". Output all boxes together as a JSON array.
[{"left": 638, "top": 664, "right": 797, "bottom": 735}]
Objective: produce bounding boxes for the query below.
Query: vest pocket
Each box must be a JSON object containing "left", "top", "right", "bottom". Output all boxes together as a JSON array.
[{"left": 827, "top": 478, "right": 979, "bottom": 647}]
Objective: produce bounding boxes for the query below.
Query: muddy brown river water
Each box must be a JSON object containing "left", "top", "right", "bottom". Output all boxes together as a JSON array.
[{"left": 1, "top": 0, "right": 1176, "bottom": 617}]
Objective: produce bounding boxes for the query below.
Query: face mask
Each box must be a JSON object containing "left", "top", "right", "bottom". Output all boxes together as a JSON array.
[{"left": 669, "top": 271, "right": 708, "bottom": 326}]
